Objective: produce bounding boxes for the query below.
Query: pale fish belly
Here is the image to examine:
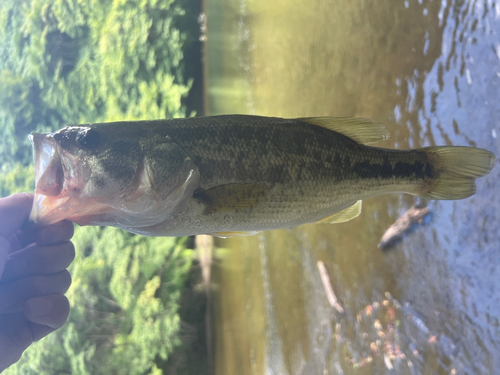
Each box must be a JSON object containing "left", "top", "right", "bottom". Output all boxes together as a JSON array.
[{"left": 126, "top": 172, "right": 426, "bottom": 237}]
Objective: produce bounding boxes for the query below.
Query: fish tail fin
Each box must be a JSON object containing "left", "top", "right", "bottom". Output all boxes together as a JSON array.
[{"left": 420, "top": 146, "right": 496, "bottom": 200}]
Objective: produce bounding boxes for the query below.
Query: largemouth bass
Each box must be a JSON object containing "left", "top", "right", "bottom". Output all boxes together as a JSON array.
[{"left": 27, "top": 115, "right": 495, "bottom": 237}]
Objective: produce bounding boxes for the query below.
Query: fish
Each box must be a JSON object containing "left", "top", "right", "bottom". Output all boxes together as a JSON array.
[{"left": 27, "top": 115, "right": 496, "bottom": 237}]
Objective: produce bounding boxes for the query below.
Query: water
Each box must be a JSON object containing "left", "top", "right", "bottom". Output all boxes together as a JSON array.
[{"left": 204, "top": 0, "right": 500, "bottom": 373}]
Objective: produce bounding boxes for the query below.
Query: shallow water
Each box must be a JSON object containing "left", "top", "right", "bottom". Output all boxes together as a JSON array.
[{"left": 205, "top": 0, "right": 500, "bottom": 373}]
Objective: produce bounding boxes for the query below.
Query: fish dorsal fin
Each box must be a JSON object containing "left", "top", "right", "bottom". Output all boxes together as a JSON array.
[
  {"left": 298, "top": 117, "right": 390, "bottom": 144},
  {"left": 210, "top": 231, "right": 258, "bottom": 238},
  {"left": 315, "top": 200, "right": 362, "bottom": 224},
  {"left": 193, "top": 183, "right": 269, "bottom": 215}
]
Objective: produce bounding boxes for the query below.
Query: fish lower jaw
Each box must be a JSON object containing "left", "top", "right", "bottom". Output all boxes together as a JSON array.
[{"left": 29, "top": 193, "right": 113, "bottom": 227}]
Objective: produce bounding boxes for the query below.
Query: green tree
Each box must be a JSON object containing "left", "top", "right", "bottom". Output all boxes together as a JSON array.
[
  {"left": 3, "top": 225, "right": 193, "bottom": 375},
  {"left": 0, "top": 164, "right": 197, "bottom": 375},
  {"left": 0, "top": 0, "right": 193, "bottom": 168},
  {"left": 0, "top": 0, "right": 204, "bottom": 372},
  {"left": 0, "top": 163, "right": 34, "bottom": 197}
]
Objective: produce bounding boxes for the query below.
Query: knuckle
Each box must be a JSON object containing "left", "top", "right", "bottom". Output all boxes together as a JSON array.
[
  {"left": 65, "top": 241, "right": 76, "bottom": 264},
  {"left": 59, "top": 270, "right": 72, "bottom": 291},
  {"left": 62, "top": 221, "right": 75, "bottom": 240},
  {"left": 63, "top": 241, "right": 76, "bottom": 267}
]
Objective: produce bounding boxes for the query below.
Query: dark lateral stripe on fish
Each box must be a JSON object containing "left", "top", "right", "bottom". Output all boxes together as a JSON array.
[
  {"left": 194, "top": 152, "right": 435, "bottom": 186},
  {"left": 351, "top": 155, "right": 435, "bottom": 181},
  {"left": 28, "top": 115, "right": 495, "bottom": 236}
]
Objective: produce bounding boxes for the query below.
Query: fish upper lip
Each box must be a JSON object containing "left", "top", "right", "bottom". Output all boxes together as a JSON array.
[
  {"left": 30, "top": 133, "right": 62, "bottom": 195},
  {"left": 29, "top": 132, "right": 69, "bottom": 226}
]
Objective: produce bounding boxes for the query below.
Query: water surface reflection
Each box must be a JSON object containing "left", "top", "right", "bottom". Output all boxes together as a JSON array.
[{"left": 205, "top": 0, "right": 500, "bottom": 373}]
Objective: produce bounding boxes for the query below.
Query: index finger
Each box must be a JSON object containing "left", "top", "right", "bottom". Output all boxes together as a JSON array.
[
  {"left": 0, "top": 193, "right": 33, "bottom": 239},
  {"left": 12, "top": 220, "right": 74, "bottom": 251}
]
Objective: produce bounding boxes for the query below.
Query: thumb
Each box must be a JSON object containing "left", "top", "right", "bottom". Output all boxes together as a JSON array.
[
  {"left": 0, "top": 236, "right": 9, "bottom": 279},
  {"left": 0, "top": 193, "right": 33, "bottom": 239}
]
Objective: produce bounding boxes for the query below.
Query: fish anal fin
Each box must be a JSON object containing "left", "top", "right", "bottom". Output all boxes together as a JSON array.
[
  {"left": 315, "top": 200, "right": 362, "bottom": 224},
  {"left": 194, "top": 183, "right": 269, "bottom": 215},
  {"left": 298, "top": 117, "right": 390, "bottom": 145},
  {"left": 210, "top": 231, "right": 258, "bottom": 238}
]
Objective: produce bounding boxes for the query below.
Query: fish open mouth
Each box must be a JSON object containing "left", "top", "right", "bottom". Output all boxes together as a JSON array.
[{"left": 28, "top": 133, "right": 111, "bottom": 227}]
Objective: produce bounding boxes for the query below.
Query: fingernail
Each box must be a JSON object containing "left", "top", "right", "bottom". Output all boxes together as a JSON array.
[{"left": 26, "top": 297, "right": 53, "bottom": 317}]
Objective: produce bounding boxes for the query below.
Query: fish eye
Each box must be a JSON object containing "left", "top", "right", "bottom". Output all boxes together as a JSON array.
[{"left": 77, "top": 129, "right": 100, "bottom": 149}]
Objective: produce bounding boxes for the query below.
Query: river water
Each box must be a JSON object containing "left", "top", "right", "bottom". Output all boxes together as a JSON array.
[{"left": 204, "top": 0, "right": 500, "bottom": 373}]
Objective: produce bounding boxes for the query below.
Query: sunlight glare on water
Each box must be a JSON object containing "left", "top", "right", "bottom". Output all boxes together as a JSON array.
[{"left": 205, "top": 0, "right": 500, "bottom": 373}]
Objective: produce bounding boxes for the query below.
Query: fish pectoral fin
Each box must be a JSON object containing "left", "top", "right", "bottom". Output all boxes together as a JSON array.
[
  {"left": 210, "top": 231, "right": 258, "bottom": 238},
  {"left": 315, "top": 200, "right": 362, "bottom": 224},
  {"left": 298, "top": 117, "right": 390, "bottom": 145},
  {"left": 193, "top": 183, "right": 269, "bottom": 215}
]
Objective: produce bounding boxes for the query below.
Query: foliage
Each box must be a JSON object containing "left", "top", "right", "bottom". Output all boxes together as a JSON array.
[
  {"left": 0, "top": 0, "right": 203, "bottom": 372},
  {"left": 0, "top": 163, "right": 34, "bottom": 197},
  {"left": 3, "top": 225, "right": 193, "bottom": 375},
  {"left": 0, "top": 164, "right": 198, "bottom": 375},
  {"left": 0, "top": 0, "right": 193, "bottom": 168}
]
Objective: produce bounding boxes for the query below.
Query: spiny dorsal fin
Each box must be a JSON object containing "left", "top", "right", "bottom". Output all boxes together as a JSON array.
[
  {"left": 315, "top": 200, "right": 362, "bottom": 224},
  {"left": 298, "top": 117, "right": 390, "bottom": 145},
  {"left": 194, "top": 183, "right": 269, "bottom": 215}
]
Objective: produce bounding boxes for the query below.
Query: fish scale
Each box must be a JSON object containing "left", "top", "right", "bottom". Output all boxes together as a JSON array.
[{"left": 27, "top": 115, "right": 495, "bottom": 237}]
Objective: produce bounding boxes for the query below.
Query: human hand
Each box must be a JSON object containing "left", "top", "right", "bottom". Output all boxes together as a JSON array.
[{"left": 0, "top": 193, "right": 75, "bottom": 372}]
